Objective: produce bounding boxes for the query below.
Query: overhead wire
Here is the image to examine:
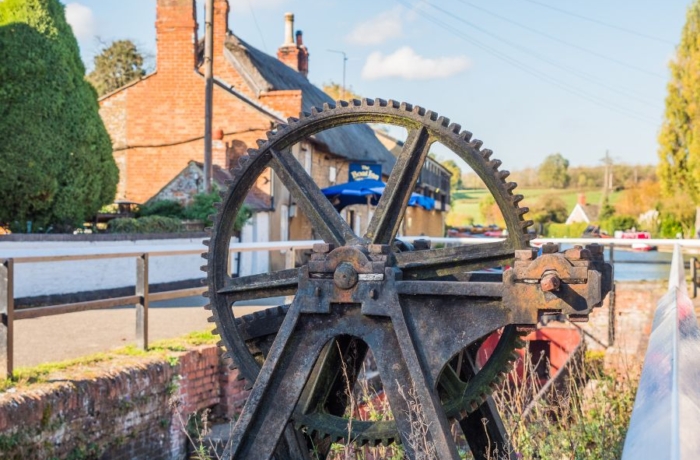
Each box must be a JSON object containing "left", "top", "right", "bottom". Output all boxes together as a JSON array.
[
  {"left": 454, "top": 0, "right": 665, "bottom": 80},
  {"left": 520, "top": 0, "right": 674, "bottom": 45},
  {"left": 424, "top": 1, "right": 660, "bottom": 108},
  {"left": 394, "top": 0, "right": 658, "bottom": 125}
]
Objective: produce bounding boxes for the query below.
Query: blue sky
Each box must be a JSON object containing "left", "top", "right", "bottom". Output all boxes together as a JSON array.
[{"left": 62, "top": 0, "right": 689, "bottom": 171}]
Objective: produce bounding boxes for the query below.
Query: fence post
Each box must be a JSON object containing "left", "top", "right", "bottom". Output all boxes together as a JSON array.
[
  {"left": 608, "top": 244, "right": 616, "bottom": 346},
  {"left": 0, "top": 259, "right": 14, "bottom": 378},
  {"left": 136, "top": 253, "right": 149, "bottom": 350},
  {"left": 692, "top": 257, "right": 698, "bottom": 299}
]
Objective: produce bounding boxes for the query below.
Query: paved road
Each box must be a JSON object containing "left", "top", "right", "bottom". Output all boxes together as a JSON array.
[{"left": 13, "top": 296, "right": 276, "bottom": 369}]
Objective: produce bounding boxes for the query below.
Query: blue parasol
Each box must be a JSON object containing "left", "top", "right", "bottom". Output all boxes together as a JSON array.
[{"left": 321, "top": 180, "right": 435, "bottom": 211}]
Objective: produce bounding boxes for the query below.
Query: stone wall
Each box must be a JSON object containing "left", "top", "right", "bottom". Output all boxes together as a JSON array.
[{"left": 0, "top": 346, "right": 248, "bottom": 460}]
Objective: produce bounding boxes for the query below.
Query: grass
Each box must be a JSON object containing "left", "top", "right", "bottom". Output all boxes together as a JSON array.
[
  {"left": 0, "top": 330, "right": 217, "bottom": 392},
  {"left": 448, "top": 187, "right": 622, "bottom": 227}
]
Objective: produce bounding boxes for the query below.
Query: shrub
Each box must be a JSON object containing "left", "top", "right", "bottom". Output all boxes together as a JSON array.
[
  {"left": 184, "top": 191, "right": 252, "bottom": 232},
  {"left": 108, "top": 216, "right": 182, "bottom": 234},
  {"left": 545, "top": 222, "right": 589, "bottom": 238},
  {"left": 138, "top": 216, "right": 183, "bottom": 233},
  {"left": 601, "top": 215, "right": 638, "bottom": 234},
  {"left": 0, "top": 0, "right": 118, "bottom": 231},
  {"left": 138, "top": 200, "right": 184, "bottom": 219},
  {"left": 107, "top": 218, "right": 141, "bottom": 234}
]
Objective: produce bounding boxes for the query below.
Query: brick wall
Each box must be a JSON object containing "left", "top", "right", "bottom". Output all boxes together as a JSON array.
[
  {"left": 98, "top": 0, "right": 285, "bottom": 203},
  {"left": 0, "top": 346, "right": 249, "bottom": 460}
]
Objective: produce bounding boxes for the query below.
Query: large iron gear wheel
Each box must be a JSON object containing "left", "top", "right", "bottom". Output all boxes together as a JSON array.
[{"left": 204, "top": 99, "right": 533, "bottom": 449}]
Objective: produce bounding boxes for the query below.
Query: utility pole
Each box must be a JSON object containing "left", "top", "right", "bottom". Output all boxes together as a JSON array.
[
  {"left": 327, "top": 49, "right": 348, "bottom": 100},
  {"left": 203, "top": 0, "right": 214, "bottom": 192}
]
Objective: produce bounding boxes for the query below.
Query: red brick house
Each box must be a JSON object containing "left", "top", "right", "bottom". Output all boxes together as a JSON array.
[{"left": 98, "top": 0, "right": 398, "bottom": 268}]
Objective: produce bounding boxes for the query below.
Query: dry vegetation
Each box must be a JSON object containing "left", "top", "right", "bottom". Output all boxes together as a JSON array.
[{"left": 181, "top": 346, "right": 638, "bottom": 460}]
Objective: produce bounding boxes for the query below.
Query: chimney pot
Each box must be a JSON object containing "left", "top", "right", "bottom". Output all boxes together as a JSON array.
[
  {"left": 578, "top": 193, "right": 586, "bottom": 206},
  {"left": 284, "top": 12, "right": 295, "bottom": 45}
]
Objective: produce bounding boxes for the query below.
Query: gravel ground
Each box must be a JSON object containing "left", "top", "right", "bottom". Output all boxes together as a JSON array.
[{"left": 12, "top": 296, "right": 273, "bottom": 368}]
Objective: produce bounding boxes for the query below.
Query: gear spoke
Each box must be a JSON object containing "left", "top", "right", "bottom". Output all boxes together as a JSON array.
[
  {"left": 217, "top": 268, "right": 298, "bottom": 302},
  {"left": 270, "top": 148, "right": 357, "bottom": 247},
  {"left": 365, "top": 127, "right": 433, "bottom": 243},
  {"left": 396, "top": 240, "right": 515, "bottom": 280}
]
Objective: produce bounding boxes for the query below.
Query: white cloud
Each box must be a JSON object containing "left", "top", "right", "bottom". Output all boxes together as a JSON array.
[
  {"left": 65, "top": 3, "right": 95, "bottom": 41},
  {"left": 346, "top": 8, "right": 403, "bottom": 45},
  {"left": 361, "top": 47, "right": 471, "bottom": 81}
]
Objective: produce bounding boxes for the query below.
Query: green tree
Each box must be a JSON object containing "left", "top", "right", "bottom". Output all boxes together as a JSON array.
[
  {"left": 0, "top": 0, "right": 118, "bottom": 232},
  {"left": 537, "top": 153, "right": 571, "bottom": 189},
  {"left": 530, "top": 194, "right": 568, "bottom": 224},
  {"left": 658, "top": 0, "right": 700, "bottom": 235},
  {"left": 441, "top": 159, "right": 464, "bottom": 191},
  {"left": 87, "top": 39, "right": 146, "bottom": 96}
]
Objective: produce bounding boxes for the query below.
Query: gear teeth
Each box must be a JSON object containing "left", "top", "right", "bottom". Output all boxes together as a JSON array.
[
  {"left": 448, "top": 123, "right": 461, "bottom": 134},
  {"left": 200, "top": 265, "right": 208, "bottom": 272},
  {"left": 265, "top": 131, "right": 274, "bottom": 139},
  {"left": 489, "top": 159, "right": 502, "bottom": 170},
  {"left": 211, "top": 327, "right": 219, "bottom": 335},
  {"left": 207, "top": 213, "right": 217, "bottom": 222},
  {"left": 521, "top": 220, "right": 534, "bottom": 229},
  {"left": 322, "top": 102, "right": 334, "bottom": 110},
  {"left": 256, "top": 139, "right": 265, "bottom": 147},
  {"left": 505, "top": 182, "right": 517, "bottom": 192},
  {"left": 275, "top": 123, "right": 288, "bottom": 131},
  {"left": 310, "top": 106, "right": 320, "bottom": 115},
  {"left": 301, "top": 111, "right": 311, "bottom": 118},
  {"left": 436, "top": 115, "right": 450, "bottom": 126},
  {"left": 470, "top": 400, "right": 480, "bottom": 411},
  {"left": 207, "top": 315, "right": 216, "bottom": 322},
  {"left": 425, "top": 110, "right": 438, "bottom": 121},
  {"left": 470, "top": 139, "right": 483, "bottom": 150},
  {"left": 497, "top": 170, "right": 510, "bottom": 180},
  {"left": 512, "top": 194, "right": 524, "bottom": 204},
  {"left": 361, "top": 98, "right": 374, "bottom": 106},
  {"left": 212, "top": 202, "right": 221, "bottom": 209},
  {"left": 218, "top": 190, "right": 227, "bottom": 199},
  {"left": 375, "top": 98, "right": 387, "bottom": 106},
  {"left": 459, "top": 130, "right": 472, "bottom": 141},
  {"left": 204, "top": 304, "right": 212, "bottom": 311},
  {"left": 517, "top": 207, "right": 529, "bottom": 216},
  {"left": 490, "top": 382, "right": 500, "bottom": 391},
  {"left": 200, "top": 252, "right": 208, "bottom": 260},
  {"left": 351, "top": 99, "right": 362, "bottom": 106},
  {"left": 413, "top": 105, "right": 426, "bottom": 116},
  {"left": 337, "top": 100, "right": 349, "bottom": 107},
  {"left": 399, "top": 101, "right": 413, "bottom": 111},
  {"left": 202, "top": 291, "right": 210, "bottom": 298},
  {"left": 203, "top": 239, "right": 210, "bottom": 247},
  {"left": 287, "top": 116, "right": 299, "bottom": 124},
  {"left": 480, "top": 148, "right": 493, "bottom": 160}
]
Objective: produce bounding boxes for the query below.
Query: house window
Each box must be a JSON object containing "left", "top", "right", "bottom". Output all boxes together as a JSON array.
[
  {"left": 354, "top": 214, "right": 362, "bottom": 235},
  {"left": 329, "top": 166, "right": 337, "bottom": 183}
]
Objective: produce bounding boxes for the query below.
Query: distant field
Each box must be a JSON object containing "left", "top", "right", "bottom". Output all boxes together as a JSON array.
[{"left": 448, "top": 188, "right": 622, "bottom": 227}]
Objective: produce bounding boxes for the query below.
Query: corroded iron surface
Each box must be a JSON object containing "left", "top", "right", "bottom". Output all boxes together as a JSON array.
[{"left": 203, "top": 99, "right": 612, "bottom": 459}]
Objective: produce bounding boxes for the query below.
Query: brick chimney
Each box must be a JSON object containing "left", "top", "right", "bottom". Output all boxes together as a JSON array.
[
  {"left": 277, "top": 13, "right": 309, "bottom": 77},
  {"left": 213, "top": 0, "right": 229, "bottom": 58},
  {"left": 156, "top": 0, "right": 198, "bottom": 74},
  {"left": 578, "top": 193, "right": 586, "bottom": 206},
  {"left": 296, "top": 30, "right": 309, "bottom": 77}
]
